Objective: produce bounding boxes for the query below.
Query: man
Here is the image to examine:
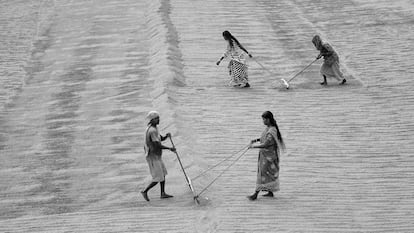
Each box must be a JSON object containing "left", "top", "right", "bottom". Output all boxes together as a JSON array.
[{"left": 141, "top": 111, "right": 176, "bottom": 201}]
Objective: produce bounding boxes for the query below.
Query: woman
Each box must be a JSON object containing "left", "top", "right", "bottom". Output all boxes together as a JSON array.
[
  {"left": 141, "top": 111, "right": 176, "bottom": 202},
  {"left": 312, "top": 35, "right": 346, "bottom": 85},
  {"left": 248, "top": 111, "right": 285, "bottom": 200},
  {"left": 216, "top": 30, "right": 252, "bottom": 88}
]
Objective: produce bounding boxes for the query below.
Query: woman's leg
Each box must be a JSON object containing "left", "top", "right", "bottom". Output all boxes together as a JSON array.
[
  {"left": 262, "top": 191, "right": 274, "bottom": 197},
  {"left": 248, "top": 191, "right": 259, "bottom": 200},
  {"left": 320, "top": 75, "right": 327, "bottom": 85},
  {"left": 331, "top": 63, "right": 346, "bottom": 84},
  {"left": 240, "top": 64, "right": 249, "bottom": 87}
]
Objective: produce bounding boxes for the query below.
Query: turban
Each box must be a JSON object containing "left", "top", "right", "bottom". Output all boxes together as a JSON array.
[{"left": 146, "top": 110, "right": 159, "bottom": 124}]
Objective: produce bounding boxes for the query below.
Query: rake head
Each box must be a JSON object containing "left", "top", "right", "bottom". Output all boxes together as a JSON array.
[
  {"left": 194, "top": 196, "right": 200, "bottom": 204},
  {"left": 281, "top": 79, "right": 290, "bottom": 89}
]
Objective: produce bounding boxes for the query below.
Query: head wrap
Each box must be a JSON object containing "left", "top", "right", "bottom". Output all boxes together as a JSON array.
[
  {"left": 146, "top": 111, "right": 159, "bottom": 125},
  {"left": 312, "top": 35, "right": 323, "bottom": 50}
]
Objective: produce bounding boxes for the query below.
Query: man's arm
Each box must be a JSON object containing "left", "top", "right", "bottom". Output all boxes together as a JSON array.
[
  {"left": 160, "top": 133, "right": 171, "bottom": 141},
  {"left": 154, "top": 141, "right": 174, "bottom": 151}
]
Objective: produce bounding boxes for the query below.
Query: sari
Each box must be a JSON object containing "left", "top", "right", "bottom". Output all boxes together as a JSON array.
[
  {"left": 312, "top": 35, "right": 344, "bottom": 81},
  {"left": 319, "top": 43, "right": 344, "bottom": 81},
  {"left": 256, "top": 126, "right": 281, "bottom": 192}
]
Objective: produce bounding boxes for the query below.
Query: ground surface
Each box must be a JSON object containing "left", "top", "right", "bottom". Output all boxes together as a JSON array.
[{"left": 0, "top": 0, "right": 413, "bottom": 232}]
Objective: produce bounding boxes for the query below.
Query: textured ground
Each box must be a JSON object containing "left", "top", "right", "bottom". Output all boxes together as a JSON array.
[{"left": 0, "top": 0, "right": 413, "bottom": 232}]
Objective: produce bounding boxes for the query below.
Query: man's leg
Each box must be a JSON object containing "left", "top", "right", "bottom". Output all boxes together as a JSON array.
[
  {"left": 141, "top": 182, "right": 158, "bottom": 201},
  {"left": 160, "top": 181, "right": 173, "bottom": 199},
  {"left": 320, "top": 75, "right": 327, "bottom": 85}
]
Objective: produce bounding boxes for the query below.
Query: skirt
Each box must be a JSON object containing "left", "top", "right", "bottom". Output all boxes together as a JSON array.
[{"left": 228, "top": 60, "right": 248, "bottom": 86}]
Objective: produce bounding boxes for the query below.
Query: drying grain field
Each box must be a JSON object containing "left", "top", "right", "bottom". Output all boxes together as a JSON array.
[{"left": 0, "top": 0, "right": 413, "bottom": 232}]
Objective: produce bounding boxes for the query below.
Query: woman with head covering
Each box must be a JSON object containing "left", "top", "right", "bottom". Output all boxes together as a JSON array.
[
  {"left": 312, "top": 35, "right": 346, "bottom": 85},
  {"left": 216, "top": 30, "right": 253, "bottom": 88},
  {"left": 248, "top": 111, "right": 285, "bottom": 200},
  {"left": 141, "top": 111, "right": 176, "bottom": 202}
]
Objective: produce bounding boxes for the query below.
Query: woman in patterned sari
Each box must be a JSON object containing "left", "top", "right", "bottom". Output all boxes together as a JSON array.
[
  {"left": 248, "top": 111, "right": 285, "bottom": 200},
  {"left": 312, "top": 35, "right": 346, "bottom": 85},
  {"left": 216, "top": 30, "right": 252, "bottom": 88}
]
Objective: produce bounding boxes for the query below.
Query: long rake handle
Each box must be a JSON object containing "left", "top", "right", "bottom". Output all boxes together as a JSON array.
[
  {"left": 169, "top": 137, "right": 199, "bottom": 203},
  {"left": 169, "top": 137, "right": 191, "bottom": 185},
  {"left": 192, "top": 144, "right": 250, "bottom": 181},
  {"left": 252, "top": 58, "right": 277, "bottom": 76},
  {"left": 197, "top": 146, "right": 250, "bottom": 196},
  {"left": 287, "top": 58, "right": 318, "bottom": 82}
]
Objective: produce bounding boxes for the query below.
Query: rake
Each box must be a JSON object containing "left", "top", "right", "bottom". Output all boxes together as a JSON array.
[
  {"left": 169, "top": 137, "right": 200, "bottom": 204},
  {"left": 281, "top": 58, "right": 318, "bottom": 89}
]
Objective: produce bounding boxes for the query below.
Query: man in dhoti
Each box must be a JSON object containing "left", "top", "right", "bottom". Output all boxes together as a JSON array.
[{"left": 141, "top": 111, "right": 176, "bottom": 201}]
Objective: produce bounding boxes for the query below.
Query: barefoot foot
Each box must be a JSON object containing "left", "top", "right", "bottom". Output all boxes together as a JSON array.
[
  {"left": 262, "top": 191, "right": 274, "bottom": 197},
  {"left": 141, "top": 191, "right": 149, "bottom": 202},
  {"left": 247, "top": 193, "right": 258, "bottom": 201},
  {"left": 161, "top": 193, "right": 174, "bottom": 199}
]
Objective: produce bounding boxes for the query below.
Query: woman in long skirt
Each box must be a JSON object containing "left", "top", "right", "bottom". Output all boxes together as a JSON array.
[
  {"left": 248, "top": 111, "right": 285, "bottom": 200},
  {"left": 216, "top": 30, "right": 252, "bottom": 88},
  {"left": 312, "top": 35, "right": 346, "bottom": 85}
]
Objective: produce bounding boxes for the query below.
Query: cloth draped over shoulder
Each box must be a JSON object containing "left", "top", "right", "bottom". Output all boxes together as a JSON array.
[
  {"left": 256, "top": 126, "right": 281, "bottom": 192},
  {"left": 223, "top": 43, "right": 248, "bottom": 64},
  {"left": 320, "top": 43, "right": 339, "bottom": 65},
  {"left": 223, "top": 42, "right": 249, "bottom": 86},
  {"left": 144, "top": 125, "right": 167, "bottom": 182}
]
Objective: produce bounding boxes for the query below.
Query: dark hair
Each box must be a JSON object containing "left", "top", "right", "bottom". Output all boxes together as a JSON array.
[
  {"left": 262, "top": 111, "right": 285, "bottom": 149},
  {"left": 222, "top": 30, "right": 248, "bottom": 53}
]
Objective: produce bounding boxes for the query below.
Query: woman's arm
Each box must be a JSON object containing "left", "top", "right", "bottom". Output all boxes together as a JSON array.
[
  {"left": 250, "top": 134, "right": 275, "bottom": 149},
  {"left": 321, "top": 44, "right": 334, "bottom": 57},
  {"left": 250, "top": 138, "right": 260, "bottom": 143},
  {"left": 238, "top": 43, "right": 252, "bottom": 58},
  {"left": 250, "top": 143, "right": 270, "bottom": 149},
  {"left": 217, "top": 45, "right": 231, "bottom": 65},
  {"left": 316, "top": 53, "right": 322, "bottom": 59},
  {"left": 216, "top": 56, "right": 224, "bottom": 65}
]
